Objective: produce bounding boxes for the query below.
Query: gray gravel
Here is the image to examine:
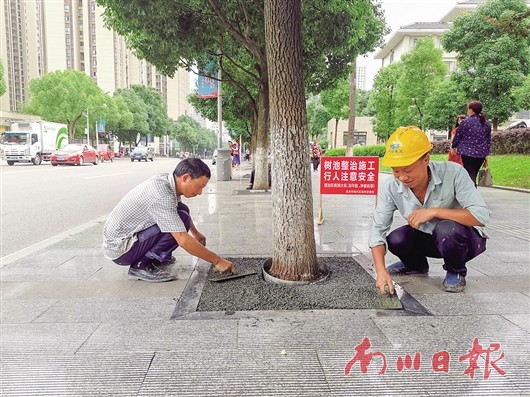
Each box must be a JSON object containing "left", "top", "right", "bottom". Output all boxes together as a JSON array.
[{"left": 198, "top": 256, "right": 398, "bottom": 311}]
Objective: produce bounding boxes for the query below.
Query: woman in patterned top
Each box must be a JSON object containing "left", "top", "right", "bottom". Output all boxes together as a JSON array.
[
  {"left": 310, "top": 139, "right": 322, "bottom": 172},
  {"left": 451, "top": 101, "right": 491, "bottom": 187}
]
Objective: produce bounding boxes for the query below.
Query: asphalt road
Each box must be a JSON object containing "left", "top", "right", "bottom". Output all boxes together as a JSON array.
[{"left": 0, "top": 157, "right": 183, "bottom": 258}]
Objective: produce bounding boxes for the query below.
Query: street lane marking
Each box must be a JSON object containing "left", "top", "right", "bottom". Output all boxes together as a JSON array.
[
  {"left": 85, "top": 171, "right": 133, "bottom": 179},
  {"left": 0, "top": 215, "right": 109, "bottom": 268}
]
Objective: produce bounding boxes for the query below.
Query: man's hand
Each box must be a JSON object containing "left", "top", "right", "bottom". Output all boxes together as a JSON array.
[
  {"left": 375, "top": 269, "right": 395, "bottom": 295},
  {"left": 213, "top": 258, "right": 235, "bottom": 274},
  {"left": 407, "top": 208, "right": 436, "bottom": 229},
  {"left": 192, "top": 230, "right": 207, "bottom": 246}
]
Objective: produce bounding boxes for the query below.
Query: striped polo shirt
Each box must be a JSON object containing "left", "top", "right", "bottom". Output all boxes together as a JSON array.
[{"left": 103, "top": 173, "right": 186, "bottom": 259}]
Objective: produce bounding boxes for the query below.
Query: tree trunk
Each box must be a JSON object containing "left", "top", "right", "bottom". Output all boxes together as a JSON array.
[
  {"left": 265, "top": 0, "right": 319, "bottom": 281},
  {"left": 252, "top": 79, "right": 270, "bottom": 190},
  {"left": 333, "top": 118, "right": 339, "bottom": 149},
  {"left": 346, "top": 63, "right": 357, "bottom": 157}
]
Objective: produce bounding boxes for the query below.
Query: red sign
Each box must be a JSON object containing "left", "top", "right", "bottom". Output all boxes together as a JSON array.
[{"left": 320, "top": 156, "right": 379, "bottom": 195}]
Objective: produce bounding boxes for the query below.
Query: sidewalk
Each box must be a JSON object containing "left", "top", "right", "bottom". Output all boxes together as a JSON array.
[{"left": 1, "top": 160, "right": 529, "bottom": 396}]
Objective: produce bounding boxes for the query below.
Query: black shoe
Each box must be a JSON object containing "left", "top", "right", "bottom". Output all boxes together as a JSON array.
[
  {"left": 128, "top": 261, "right": 175, "bottom": 282},
  {"left": 386, "top": 261, "right": 429, "bottom": 275}
]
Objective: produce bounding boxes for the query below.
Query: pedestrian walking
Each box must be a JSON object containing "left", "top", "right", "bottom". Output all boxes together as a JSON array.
[
  {"left": 310, "top": 138, "right": 322, "bottom": 172},
  {"left": 451, "top": 101, "right": 491, "bottom": 186}
]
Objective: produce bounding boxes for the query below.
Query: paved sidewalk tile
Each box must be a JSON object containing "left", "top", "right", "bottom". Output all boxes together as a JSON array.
[{"left": 1, "top": 161, "right": 528, "bottom": 396}]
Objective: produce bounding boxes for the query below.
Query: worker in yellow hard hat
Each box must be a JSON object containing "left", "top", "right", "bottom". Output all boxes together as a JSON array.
[{"left": 369, "top": 126, "right": 490, "bottom": 293}]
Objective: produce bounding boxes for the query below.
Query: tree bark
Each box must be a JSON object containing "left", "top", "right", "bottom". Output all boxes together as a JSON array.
[
  {"left": 265, "top": 0, "right": 319, "bottom": 281},
  {"left": 252, "top": 78, "right": 270, "bottom": 190},
  {"left": 333, "top": 119, "right": 339, "bottom": 149},
  {"left": 346, "top": 62, "right": 357, "bottom": 156}
]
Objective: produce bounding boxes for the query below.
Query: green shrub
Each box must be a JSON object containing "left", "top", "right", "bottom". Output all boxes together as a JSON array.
[
  {"left": 353, "top": 144, "right": 386, "bottom": 157},
  {"left": 323, "top": 144, "right": 386, "bottom": 157},
  {"left": 323, "top": 148, "right": 346, "bottom": 156},
  {"left": 432, "top": 128, "right": 530, "bottom": 155}
]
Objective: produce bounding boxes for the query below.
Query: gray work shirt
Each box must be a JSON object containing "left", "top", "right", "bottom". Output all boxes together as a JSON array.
[
  {"left": 369, "top": 161, "right": 490, "bottom": 248},
  {"left": 103, "top": 173, "right": 186, "bottom": 259}
]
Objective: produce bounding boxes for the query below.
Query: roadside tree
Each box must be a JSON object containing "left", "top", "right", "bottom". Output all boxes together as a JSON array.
[
  {"left": 22, "top": 70, "right": 107, "bottom": 141},
  {"left": 423, "top": 78, "right": 468, "bottom": 137},
  {"left": 370, "top": 62, "right": 403, "bottom": 140},
  {"left": 394, "top": 37, "right": 447, "bottom": 129},
  {"left": 130, "top": 85, "right": 172, "bottom": 138},
  {"left": 320, "top": 78, "right": 350, "bottom": 148},
  {"left": 0, "top": 59, "right": 6, "bottom": 97},
  {"left": 266, "top": 0, "right": 318, "bottom": 280},
  {"left": 442, "top": 0, "right": 530, "bottom": 130},
  {"left": 514, "top": 75, "right": 530, "bottom": 110},
  {"left": 98, "top": 0, "right": 386, "bottom": 192},
  {"left": 306, "top": 95, "right": 330, "bottom": 142},
  {"left": 113, "top": 88, "right": 149, "bottom": 146}
]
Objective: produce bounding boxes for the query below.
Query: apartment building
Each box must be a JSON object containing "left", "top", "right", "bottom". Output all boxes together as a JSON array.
[
  {"left": 374, "top": 0, "right": 530, "bottom": 73},
  {"left": 0, "top": 0, "right": 191, "bottom": 132},
  {"left": 328, "top": 0, "right": 530, "bottom": 146}
]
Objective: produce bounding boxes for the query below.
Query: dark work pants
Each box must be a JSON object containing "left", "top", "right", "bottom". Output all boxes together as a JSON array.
[
  {"left": 311, "top": 157, "right": 320, "bottom": 171},
  {"left": 386, "top": 220, "right": 486, "bottom": 277},
  {"left": 461, "top": 155, "right": 486, "bottom": 187},
  {"left": 249, "top": 168, "right": 272, "bottom": 187},
  {"left": 113, "top": 203, "right": 191, "bottom": 266}
]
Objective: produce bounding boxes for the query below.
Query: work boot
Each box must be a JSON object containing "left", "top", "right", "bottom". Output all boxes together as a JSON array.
[
  {"left": 128, "top": 260, "right": 175, "bottom": 282},
  {"left": 443, "top": 271, "right": 466, "bottom": 293},
  {"left": 386, "top": 261, "right": 429, "bottom": 275}
]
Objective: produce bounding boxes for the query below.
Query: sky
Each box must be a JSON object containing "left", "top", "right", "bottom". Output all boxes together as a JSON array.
[{"left": 358, "top": 0, "right": 460, "bottom": 88}]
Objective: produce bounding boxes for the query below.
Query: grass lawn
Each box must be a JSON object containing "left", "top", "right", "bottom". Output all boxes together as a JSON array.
[{"left": 380, "top": 154, "right": 530, "bottom": 190}]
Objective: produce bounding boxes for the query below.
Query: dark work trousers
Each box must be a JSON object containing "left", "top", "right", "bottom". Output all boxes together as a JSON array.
[
  {"left": 311, "top": 157, "right": 320, "bottom": 171},
  {"left": 461, "top": 155, "right": 486, "bottom": 187},
  {"left": 386, "top": 220, "right": 486, "bottom": 277},
  {"left": 113, "top": 202, "right": 191, "bottom": 266}
]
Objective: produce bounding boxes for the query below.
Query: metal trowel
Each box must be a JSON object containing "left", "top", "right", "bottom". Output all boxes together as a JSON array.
[
  {"left": 377, "top": 284, "right": 403, "bottom": 310},
  {"left": 208, "top": 271, "right": 257, "bottom": 282}
]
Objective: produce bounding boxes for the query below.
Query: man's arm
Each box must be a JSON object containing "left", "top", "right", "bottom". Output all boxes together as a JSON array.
[
  {"left": 372, "top": 244, "right": 395, "bottom": 294},
  {"left": 171, "top": 231, "right": 235, "bottom": 273},
  {"left": 188, "top": 218, "right": 206, "bottom": 246},
  {"left": 407, "top": 207, "right": 483, "bottom": 229}
]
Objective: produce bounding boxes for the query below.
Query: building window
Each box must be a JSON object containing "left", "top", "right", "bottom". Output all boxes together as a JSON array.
[{"left": 342, "top": 132, "right": 367, "bottom": 146}]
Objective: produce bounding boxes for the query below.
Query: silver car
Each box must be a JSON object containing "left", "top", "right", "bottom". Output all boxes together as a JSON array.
[{"left": 131, "top": 147, "right": 154, "bottom": 162}]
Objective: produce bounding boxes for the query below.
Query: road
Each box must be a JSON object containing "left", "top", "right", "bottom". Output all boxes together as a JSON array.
[{"left": 0, "top": 157, "right": 182, "bottom": 258}]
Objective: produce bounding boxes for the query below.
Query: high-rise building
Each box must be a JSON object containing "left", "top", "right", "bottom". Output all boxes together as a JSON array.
[{"left": 0, "top": 0, "right": 191, "bottom": 127}]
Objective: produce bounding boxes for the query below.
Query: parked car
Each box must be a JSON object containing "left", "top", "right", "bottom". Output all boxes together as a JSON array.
[
  {"left": 131, "top": 146, "right": 154, "bottom": 162},
  {"left": 505, "top": 119, "right": 529, "bottom": 130},
  {"left": 97, "top": 144, "right": 115, "bottom": 162},
  {"left": 50, "top": 144, "right": 99, "bottom": 166}
]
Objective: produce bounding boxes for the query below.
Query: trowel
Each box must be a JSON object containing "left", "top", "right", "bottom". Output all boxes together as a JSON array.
[
  {"left": 208, "top": 271, "right": 257, "bottom": 282},
  {"left": 377, "top": 284, "right": 403, "bottom": 310}
]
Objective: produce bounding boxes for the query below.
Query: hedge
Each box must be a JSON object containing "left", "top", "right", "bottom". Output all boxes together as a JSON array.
[
  {"left": 326, "top": 128, "right": 530, "bottom": 157},
  {"left": 324, "top": 144, "right": 386, "bottom": 157},
  {"left": 432, "top": 128, "right": 530, "bottom": 155}
]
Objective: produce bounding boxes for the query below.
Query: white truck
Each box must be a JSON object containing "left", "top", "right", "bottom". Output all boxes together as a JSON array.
[{"left": 1, "top": 121, "right": 68, "bottom": 165}]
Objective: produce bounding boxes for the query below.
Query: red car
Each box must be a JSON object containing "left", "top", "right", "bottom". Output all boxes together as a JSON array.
[
  {"left": 97, "top": 144, "right": 115, "bottom": 162},
  {"left": 50, "top": 144, "right": 99, "bottom": 166}
]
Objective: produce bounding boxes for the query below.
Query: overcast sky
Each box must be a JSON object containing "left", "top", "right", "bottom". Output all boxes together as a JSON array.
[{"left": 359, "top": 0, "right": 459, "bottom": 88}]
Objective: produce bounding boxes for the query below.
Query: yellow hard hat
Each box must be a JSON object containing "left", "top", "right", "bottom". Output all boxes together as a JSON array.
[{"left": 382, "top": 126, "right": 433, "bottom": 167}]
